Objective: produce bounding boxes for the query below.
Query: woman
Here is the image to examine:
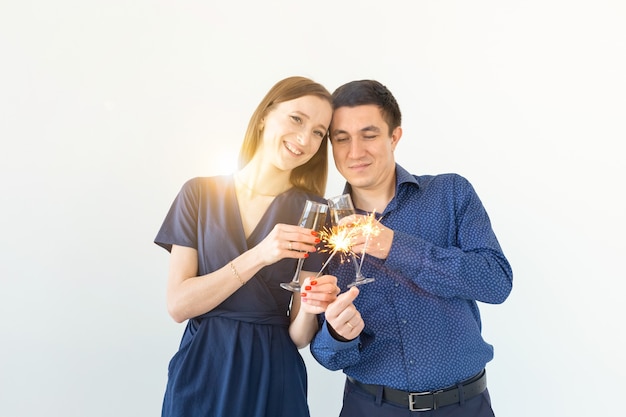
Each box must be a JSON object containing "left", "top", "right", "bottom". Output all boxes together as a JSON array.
[{"left": 154, "top": 76, "right": 338, "bottom": 417}]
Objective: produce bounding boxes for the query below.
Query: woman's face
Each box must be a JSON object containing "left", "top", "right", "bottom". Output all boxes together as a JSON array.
[{"left": 258, "top": 95, "right": 332, "bottom": 171}]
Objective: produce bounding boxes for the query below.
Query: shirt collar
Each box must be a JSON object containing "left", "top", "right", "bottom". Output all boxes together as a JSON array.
[
  {"left": 394, "top": 164, "right": 419, "bottom": 189},
  {"left": 340, "top": 164, "right": 419, "bottom": 214}
]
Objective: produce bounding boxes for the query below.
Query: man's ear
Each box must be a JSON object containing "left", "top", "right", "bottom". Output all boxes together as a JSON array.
[{"left": 390, "top": 126, "right": 403, "bottom": 149}]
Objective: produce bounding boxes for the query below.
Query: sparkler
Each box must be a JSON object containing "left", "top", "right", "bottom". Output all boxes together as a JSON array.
[
  {"left": 314, "top": 211, "right": 381, "bottom": 279},
  {"left": 356, "top": 211, "right": 381, "bottom": 273}
]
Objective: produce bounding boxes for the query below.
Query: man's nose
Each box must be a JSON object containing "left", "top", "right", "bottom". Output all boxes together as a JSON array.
[{"left": 348, "top": 139, "right": 365, "bottom": 158}]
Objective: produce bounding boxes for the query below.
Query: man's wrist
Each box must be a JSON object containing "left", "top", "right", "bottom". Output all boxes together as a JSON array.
[{"left": 327, "top": 321, "right": 358, "bottom": 342}]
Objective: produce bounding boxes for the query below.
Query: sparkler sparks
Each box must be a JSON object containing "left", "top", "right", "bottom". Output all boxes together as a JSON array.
[
  {"left": 320, "top": 226, "right": 356, "bottom": 258},
  {"left": 314, "top": 211, "right": 382, "bottom": 278},
  {"left": 358, "top": 211, "right": 381, "bottom": 240}
]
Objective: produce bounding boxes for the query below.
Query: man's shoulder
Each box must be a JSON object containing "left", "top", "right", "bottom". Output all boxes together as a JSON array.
[
  {"left": 396, "top": 165, "right": 468, "bottom": 187},
  {"left": 413, "top": 172, "right": 469, "bottom": 187}
]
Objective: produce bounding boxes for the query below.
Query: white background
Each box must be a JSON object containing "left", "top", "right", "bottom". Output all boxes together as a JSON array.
[{"left": 1, "top": 1, "right": 624, "bottom": 416}]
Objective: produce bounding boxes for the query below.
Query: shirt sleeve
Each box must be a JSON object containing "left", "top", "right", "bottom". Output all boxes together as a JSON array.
[
  {"left": 309, "top": 319, "right": 363, "bottom": 371},
  {"left": 385, "top": 175, "right": 513, "bottom": 304}
]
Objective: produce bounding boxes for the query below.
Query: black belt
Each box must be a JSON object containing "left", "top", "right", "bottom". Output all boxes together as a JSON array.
[{"left": 347, "top": 369, "right": 487, "bottom": 412}]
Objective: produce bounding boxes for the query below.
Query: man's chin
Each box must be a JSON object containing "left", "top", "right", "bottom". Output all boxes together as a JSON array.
[{"left": 344, "top": 177, "right": 371, "bottom": 189}]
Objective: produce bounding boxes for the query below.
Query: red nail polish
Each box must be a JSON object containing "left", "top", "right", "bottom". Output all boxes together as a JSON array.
[
  {"left": 314, "top": 238, "right": 321, "bottom": 243},
  {"left": 310, "top": 280, "right": 317, "bottom": 285},
  {"left": 311, "top": 231, "right": 319, "bottom": 236},
  {"left": 305, "top": 285, "right": 312, "bottom": 291},
  {"left": 301, "top": 292, "right": 307, "bottom": 297},
  {"left": 304, "top": 253, "right": 309, "bottom": 258}
]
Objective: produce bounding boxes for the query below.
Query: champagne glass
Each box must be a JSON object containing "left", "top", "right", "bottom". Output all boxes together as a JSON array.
[
  {"left": 280, "top": 200, "right": 329, "bottom": 292},
  {"left": 327, "top": 194, "right": 375, "bottom": 287}
]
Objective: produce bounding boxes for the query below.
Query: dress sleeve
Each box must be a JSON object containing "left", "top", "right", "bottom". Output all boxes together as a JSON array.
[{"left": 154, "top": 178, "right": 201, "bottom": 252}]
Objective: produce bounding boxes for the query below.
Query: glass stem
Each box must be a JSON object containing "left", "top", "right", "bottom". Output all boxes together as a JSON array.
[
  {"left": 291, "top": 258, "right": 305, "bottom": 283},
  {"left": 314, "top": 250, "right": 338, "bottom": 279},
  {"left": 357, "top": 234, "right": 370, "bottom": 276}
]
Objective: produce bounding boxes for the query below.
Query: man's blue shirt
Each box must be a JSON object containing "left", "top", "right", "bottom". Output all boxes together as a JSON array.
[{"left": 310, "top": 164, "right": 513, "bottom": 391}]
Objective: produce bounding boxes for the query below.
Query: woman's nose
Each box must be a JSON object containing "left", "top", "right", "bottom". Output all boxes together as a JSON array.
[{"left": 296, "top": 131, "right": 309, "bottom": 144}]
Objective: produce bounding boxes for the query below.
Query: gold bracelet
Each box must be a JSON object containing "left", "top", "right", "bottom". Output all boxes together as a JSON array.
[{"left": 229, "top": 261, "right": 245, "bottom": 286}]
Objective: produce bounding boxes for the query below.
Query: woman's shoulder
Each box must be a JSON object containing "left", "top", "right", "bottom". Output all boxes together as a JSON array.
[{"left": 181, "top": 175, "right": 233, "bottom": 193}]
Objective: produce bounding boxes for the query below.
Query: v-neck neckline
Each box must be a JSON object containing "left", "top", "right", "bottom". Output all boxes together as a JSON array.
[{"left": 230, "top": 175, "right": 293, "bottom": 247}]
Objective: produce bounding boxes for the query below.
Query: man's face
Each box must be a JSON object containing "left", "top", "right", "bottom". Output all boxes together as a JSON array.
[{"left": 330, "top": 104, "right": 401, "bottom": 192}]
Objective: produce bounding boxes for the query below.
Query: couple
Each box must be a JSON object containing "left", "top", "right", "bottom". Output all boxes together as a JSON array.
[{"left": 154, "top": 76, "right": 513, "bottom": 417}]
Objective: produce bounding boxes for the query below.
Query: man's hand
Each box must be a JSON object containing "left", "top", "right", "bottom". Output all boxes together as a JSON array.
[
  {"left": 341, "top": 214, "right": 394, "bottom": 260},
  {"left": 325, "top": 287, "right": 363, "bottom": 341}
]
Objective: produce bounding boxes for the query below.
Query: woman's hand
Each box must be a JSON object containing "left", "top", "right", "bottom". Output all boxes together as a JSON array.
[
  {"left": 299, "top": 274, "right": 340, "bottom": 314},
  {"left": 252, "top": 223, "right": 321, "bottom": 266},
  {"left": 288, "top": 273, "right": 339, "bottom": 348}
]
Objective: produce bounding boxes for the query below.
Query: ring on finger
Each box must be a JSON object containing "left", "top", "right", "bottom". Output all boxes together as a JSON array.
[
  {"left": 288, "top": 241, "right": 293, "bottom": 251},
  {"left": 346, "top": 321, "right": 354, "bottom": 329}
]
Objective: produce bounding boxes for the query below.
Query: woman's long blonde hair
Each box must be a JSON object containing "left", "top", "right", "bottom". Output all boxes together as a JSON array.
[{"left": 237, "top": 76, "right": 331, "bottom": 196}]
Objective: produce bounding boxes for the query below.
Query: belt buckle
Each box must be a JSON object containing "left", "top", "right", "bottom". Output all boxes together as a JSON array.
[{"left": 408, "top": 391, "right": 435, "bottom": 412}]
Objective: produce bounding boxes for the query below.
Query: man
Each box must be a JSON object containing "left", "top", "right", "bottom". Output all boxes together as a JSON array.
[{"left": 310, "top": 80, "right": 513, "bottom": 417}]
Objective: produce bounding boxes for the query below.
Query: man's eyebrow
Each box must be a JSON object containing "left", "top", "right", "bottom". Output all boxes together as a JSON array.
[
  {"left": 360, "top": 125, "right": 381, "bottom": 133},
  {"left": 331, "top": 128, "right": 348, "bottom": 136},
  {"left": 331, "top": 125, "right": 381, "bottom": 136}
]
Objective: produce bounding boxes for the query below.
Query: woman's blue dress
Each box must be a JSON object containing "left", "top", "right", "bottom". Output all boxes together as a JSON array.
[{"left": 155, "top": 175, "right": 327, "bottom": 417}]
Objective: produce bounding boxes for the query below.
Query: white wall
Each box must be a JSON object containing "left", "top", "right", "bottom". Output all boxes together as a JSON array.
[{"left": 1, "top": 1, "right": 624, "bottom": 416}]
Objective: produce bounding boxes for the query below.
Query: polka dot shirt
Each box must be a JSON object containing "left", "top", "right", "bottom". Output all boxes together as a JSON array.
[{"left": 310, "top": 164, "right": 513, "bottom": 391}]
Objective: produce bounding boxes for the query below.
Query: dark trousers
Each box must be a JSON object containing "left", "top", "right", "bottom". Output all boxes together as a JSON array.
[{"left": 339, "top": 378, "right": 496, "bottom": 417}]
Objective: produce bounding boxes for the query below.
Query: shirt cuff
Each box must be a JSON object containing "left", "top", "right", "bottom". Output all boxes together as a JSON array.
[{"left": 319, "top": 320, "right": 361, "bottom": 350}]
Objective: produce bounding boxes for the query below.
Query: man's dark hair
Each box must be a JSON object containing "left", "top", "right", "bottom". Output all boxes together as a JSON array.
[{"left": 332, "top": 80, "right": 402, "bottom": 134}]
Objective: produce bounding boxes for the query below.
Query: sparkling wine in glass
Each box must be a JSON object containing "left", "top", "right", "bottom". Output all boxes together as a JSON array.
[
  {"left": 327, "top": 194, "right": 375, "bottom": 287},
  {"left": 280, "top": 200, "right": 328, "bottom": 292}
]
